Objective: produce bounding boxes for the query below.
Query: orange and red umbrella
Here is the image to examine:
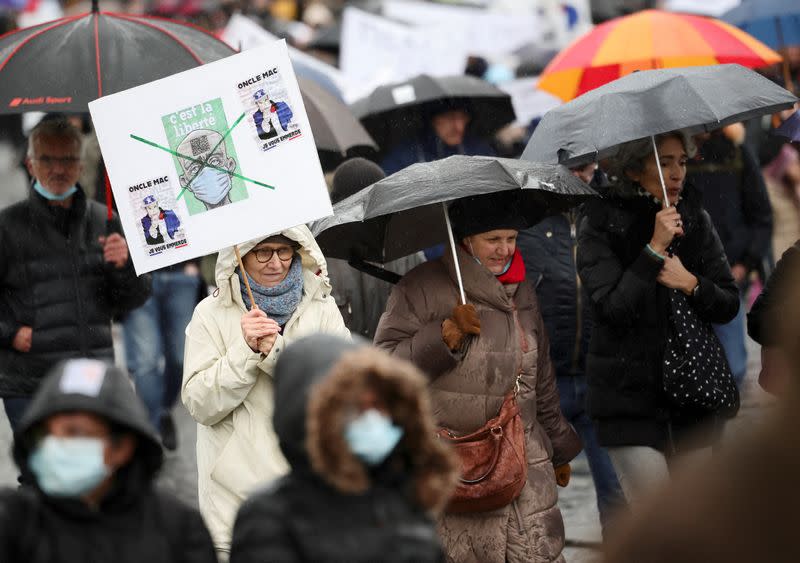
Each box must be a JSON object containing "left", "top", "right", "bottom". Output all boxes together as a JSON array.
[{"left": 539, "top": 9, "right": 783, "bottom": 102}]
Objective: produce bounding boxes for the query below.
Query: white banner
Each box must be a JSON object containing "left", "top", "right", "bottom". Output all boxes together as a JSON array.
[
  {"left": 341, "top": 7, "right": 466, "bottom": 102},
  {"left": 498, "top": 77, "right": 562, "bottom": 126},
  {"left": 90, "top": 41, "right": 331, "bottom": 274},
  {"left": 222, "top": 14, "right": 346, "bottom": 99},
  {"left": 383, "top": 0, "right": 542, "bottom": 56}
]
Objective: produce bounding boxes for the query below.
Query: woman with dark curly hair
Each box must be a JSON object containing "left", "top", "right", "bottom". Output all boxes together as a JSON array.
[{"left": 577, "top": 132, "right": 739, "bottom": 505}]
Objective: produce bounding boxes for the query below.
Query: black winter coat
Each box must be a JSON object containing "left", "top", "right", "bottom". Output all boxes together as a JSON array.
[
  {"left": 686, "top": 135, "right": 772, "bottom": 273},
  {"left": 0, "top": 188, "right": 150, "bottom": 396},
  {"left": 577, "top": 191, "right": 738, "bottom": 450},
  {"left": 518, "top": 212, "right": 593, "bottom": 379},
  {"left": 0, "top": 481, "right": 214, "bottom": 563},
  {"left": 230, "top": 335, "right": 454, "bottom": 563}
]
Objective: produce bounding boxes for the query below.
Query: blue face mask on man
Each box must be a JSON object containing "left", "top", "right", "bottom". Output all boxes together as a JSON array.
[
  {"left": 189, "top": 166, "right": 232, "bottom": 205},
  {"left": 344, "top": 409, "right": 404, "bottom": 466},
  {"left": 28, "top": 436, "right": 110, "bottom": 497},
  {"left": 33, "top": 180, "right": 78, "bottom": 201}
]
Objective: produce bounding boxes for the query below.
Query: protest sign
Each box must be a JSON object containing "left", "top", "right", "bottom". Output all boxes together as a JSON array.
[
  {"left": 498, "top": 77, "right": 562, "bottom": 126},
  {"left": 222, "top": 14, "right": 345, "bottom": 101},
  {"left": 383, "top": 0, "right": 541, "bottom": 56},
  {"left": 89, "top": 40, "right": 331, "bottom": 274},
  {"left": 341, "top": 7, "right": 465, "bottom": 102}
]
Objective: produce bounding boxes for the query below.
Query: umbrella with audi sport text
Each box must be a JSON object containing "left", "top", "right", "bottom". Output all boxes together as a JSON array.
[{"left": 0, "top": 0, "right": 235, "bottom": 114}]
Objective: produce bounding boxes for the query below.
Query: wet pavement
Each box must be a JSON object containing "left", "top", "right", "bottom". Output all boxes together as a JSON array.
[{"left": 0, "top": 328, "right": 774, "bottom": 562}]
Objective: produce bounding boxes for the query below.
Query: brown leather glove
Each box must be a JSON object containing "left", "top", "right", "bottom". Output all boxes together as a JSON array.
[
  {"left": 554, "top": 464, "right": 571, "bottom": 487},
  {"left": 441, "top": 304, "right": 481, "bottom": 351}
]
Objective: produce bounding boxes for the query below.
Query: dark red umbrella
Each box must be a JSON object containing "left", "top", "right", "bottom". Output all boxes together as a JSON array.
[{"left": 0, "top": 0, "right": 234, "bottom": 221}]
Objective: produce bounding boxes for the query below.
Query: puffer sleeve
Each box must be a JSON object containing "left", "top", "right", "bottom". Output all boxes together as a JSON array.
[
  {"left": 374, "top": 275, "right": 459, "bottom": 379},
  {"left": 530, "top": 292, "right": 582, "bottom": 467}
]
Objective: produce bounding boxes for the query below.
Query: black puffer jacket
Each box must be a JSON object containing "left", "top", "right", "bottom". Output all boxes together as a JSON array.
[
  {"left": 518, "top": 212, "right": 593, "bottom": 379},
  {"left": 577, "top": 190, "right": 738, "bottom": 450},
  {"left": 0, "top": 360, "right": 216, "bottom": 563},
  {"left": 686, "top": 134, "right": 772, "bottom": 273},
  {"left": 230, "top": 334, "right": 457, "bottom": 563},
  {"left": 0, "top": 188, "right": 150, "bottom": 396}
]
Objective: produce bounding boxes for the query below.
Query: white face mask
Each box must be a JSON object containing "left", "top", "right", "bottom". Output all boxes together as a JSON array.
[{"left": 28, "top": 436, "right": 110, "bottom": 497}]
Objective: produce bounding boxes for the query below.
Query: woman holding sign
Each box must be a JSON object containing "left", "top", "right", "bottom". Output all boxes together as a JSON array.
[{"left": 182, "top": 224, "right": 349, "bottom": 559}]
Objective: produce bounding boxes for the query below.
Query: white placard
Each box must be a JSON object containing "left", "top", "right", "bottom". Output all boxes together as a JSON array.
[
  {"left": 341, "top": 7, "right": 466, "bottom": 102},
  {"left": 222, "top": 14, "right": 346, "bottom": 99},
  {"left": 89, "top": 41, "right": 332, "bottom": 275},
  {"left": 383, "top": 0, "right": 542, "bottom": 56},
  {"left": 662, "top": 0, "right": 740, "bottom": 17},
  {"left": 498, "top": 77, "right": 562, "bottom": 126}
]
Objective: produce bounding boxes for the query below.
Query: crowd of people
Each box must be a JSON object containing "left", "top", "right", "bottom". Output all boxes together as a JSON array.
[{"left": 0, "top": 2, "right": 800, "bottom": 563}]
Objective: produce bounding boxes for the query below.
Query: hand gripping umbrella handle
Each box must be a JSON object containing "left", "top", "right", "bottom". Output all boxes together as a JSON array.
[
  {"left": 651, "top": 135, "right": 669, "bottom": 209},
  {"left": 443, "top": 203, "right": 467, "bottom": 305}
]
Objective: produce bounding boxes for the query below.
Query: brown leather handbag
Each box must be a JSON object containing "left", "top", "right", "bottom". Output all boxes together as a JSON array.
[{"left": 437, "top": 377, "right": 527, "bottom": 514}]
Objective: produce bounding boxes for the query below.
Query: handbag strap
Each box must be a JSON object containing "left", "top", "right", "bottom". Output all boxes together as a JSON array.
[{"left": 459, "top": 427, "right": 504, "bottom": 484}]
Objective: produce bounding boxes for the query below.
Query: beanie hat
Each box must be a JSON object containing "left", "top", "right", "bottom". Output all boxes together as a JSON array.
[
  {"left": 330, "top": 157, "right": 385, "bottom": 204},
  {"left": 448, "top": 193, "right": 528, "bottom": 240}
]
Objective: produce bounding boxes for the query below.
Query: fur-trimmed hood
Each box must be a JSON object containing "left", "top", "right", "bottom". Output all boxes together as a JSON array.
[{"left": 272, "top": 334, "right": 458, "bottom": 514}]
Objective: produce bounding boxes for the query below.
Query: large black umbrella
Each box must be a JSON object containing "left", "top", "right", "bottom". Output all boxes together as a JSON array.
[
  {"left": 0, "top": 0, "right": 234, "bottom": 114},
  {"left": 299, "top": 77, "right": 378, "bottom": 171},
  {"left": 351, "top": 74, "right": 516, "bottom": 152},
  {"left": 522, "top": 64, "right": 797, "bottom": 168},
  {"left": 311, "top": 156, "right": 597, "bottom": 291}
]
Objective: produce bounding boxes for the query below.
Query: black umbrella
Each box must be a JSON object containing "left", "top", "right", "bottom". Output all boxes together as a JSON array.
[
  {"left": 351, "top": 74, "right": 516, "bottom": 152},
  {"left": 299, "top": 77, "right": 378, "bottom": 171},
  {"left": 522, "top": 64, "right": 797, "bottom": 168},
  {"left": 0, "top": 0, "right": 234, "bottom": 114},
  {"left": 311, "top": 155, "right": 597, "bottom": 293}
]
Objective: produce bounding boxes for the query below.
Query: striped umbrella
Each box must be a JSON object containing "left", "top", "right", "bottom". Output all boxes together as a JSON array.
[{"left": 539, "top": 9, "right": 783, "bottom": 102}]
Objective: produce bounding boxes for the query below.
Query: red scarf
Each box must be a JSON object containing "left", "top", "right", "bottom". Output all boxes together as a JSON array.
[{"left": 497, "top": 248, "right": 526, "bottom": 284}]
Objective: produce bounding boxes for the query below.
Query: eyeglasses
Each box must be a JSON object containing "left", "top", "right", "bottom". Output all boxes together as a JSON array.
[
  {"left": 32, "top": 155, "right": 81, "bottom": 167},
  {"left": 253, "top": 246, "right": 294, "bottom": 263}
]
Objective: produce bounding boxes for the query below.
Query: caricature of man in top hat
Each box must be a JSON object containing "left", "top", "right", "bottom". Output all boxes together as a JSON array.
[
  {"left": 141, "top": 194, "right": 182, "bottom": 245},
  {"left": 252, "top": 88, "right": 293, "bottom": 141}
]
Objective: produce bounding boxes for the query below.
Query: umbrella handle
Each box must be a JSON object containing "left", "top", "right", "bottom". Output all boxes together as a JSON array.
[
  {"left": 443, "top": 203, "right": 467, "bottom": 305},
  {"left": 234, "top": 244, "right": 259, "bottom": 311},
  {"left": 651, "top": 135, "right": 669, "bottom": 209}
]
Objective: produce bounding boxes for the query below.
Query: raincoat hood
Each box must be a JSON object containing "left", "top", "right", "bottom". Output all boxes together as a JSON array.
[
  {"left": 13, "top": 359, "right": 163, "bottom": 483},
  {"left": 214, "top": 224, "right": 332, "bottom": 307}
]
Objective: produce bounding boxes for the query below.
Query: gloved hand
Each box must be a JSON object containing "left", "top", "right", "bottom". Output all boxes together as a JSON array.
[
  {"left": 554, "top": 464, "right": 571, "bottom": 487},
  {"left": 441, "top": 304, "right": 481, "bottom": 351}
]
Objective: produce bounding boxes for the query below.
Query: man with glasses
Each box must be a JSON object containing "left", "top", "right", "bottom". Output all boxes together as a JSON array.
[{"left": 0, "top": 118, "right": 150, "bottom": 434}]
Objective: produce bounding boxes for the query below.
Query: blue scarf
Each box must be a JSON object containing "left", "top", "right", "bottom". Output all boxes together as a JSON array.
[{"left": 239, "top": 257, "right": 304, "bottom": 327}]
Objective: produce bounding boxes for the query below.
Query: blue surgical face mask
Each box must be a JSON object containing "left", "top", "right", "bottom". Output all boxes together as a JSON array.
[
  {"left": 28, "top": 436, "right": 110, "bottom": 497},
  {"left": 33, "top": 180, "right": 78, "bottom": 201},
  {"left": 344, "top": 409, "right": 403, "bottom": 466},
  {"left": 189, "top": 166, "right": 232, "bottom": 205}
]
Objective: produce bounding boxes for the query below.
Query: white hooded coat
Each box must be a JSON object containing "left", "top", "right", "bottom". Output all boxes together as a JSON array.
[{"left": 182, "top": 225, "right": 349, "bottom": 555}]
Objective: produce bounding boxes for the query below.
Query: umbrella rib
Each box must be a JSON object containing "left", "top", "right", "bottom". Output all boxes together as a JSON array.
[
  {"left": 0, "top": 14, "right": 86, "bottom": 72},
  {"left": 107, "top": 12, "right": 204, "bottom": 65},
  {"left": 127, "top": 12, "right": 235, "bottom": 51}
]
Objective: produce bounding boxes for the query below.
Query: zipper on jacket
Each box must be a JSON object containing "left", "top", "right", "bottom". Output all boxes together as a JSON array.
[{"left": 570, "top": 211, "right": 583, "bottom": 374}]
